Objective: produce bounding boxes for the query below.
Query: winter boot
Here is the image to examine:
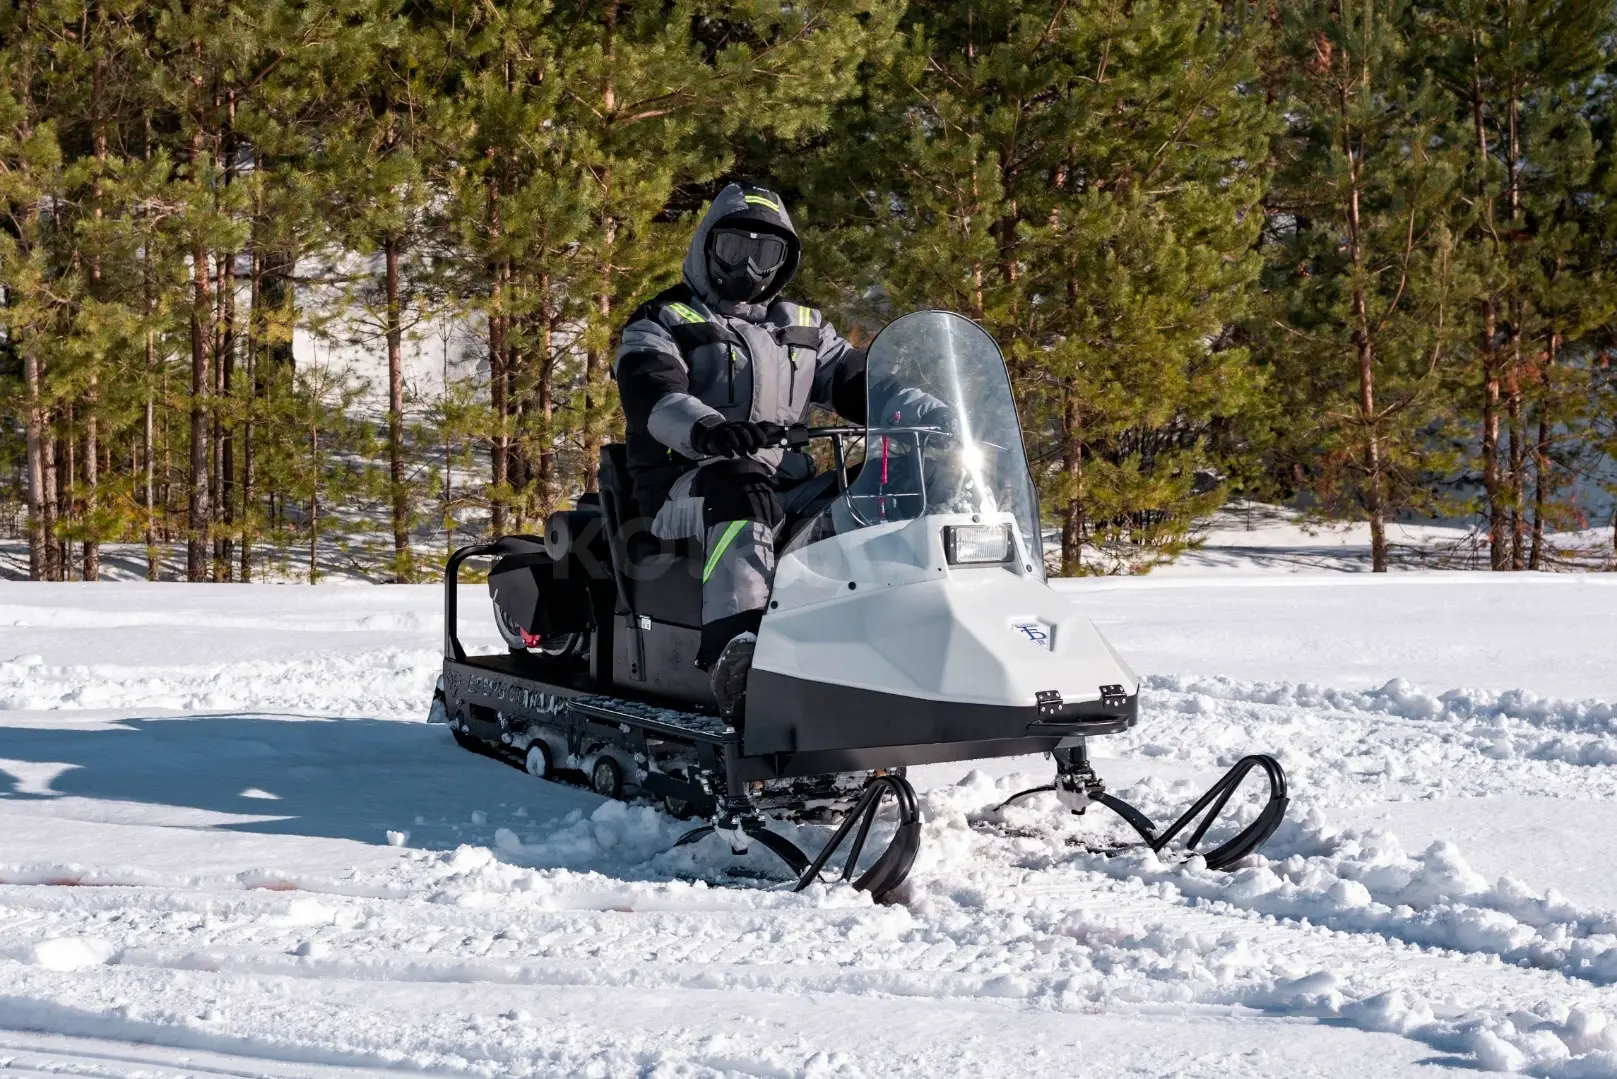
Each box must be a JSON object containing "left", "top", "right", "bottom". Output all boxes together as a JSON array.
[{"left": 709, "top": 632, "right": 756, "bottom": 720}]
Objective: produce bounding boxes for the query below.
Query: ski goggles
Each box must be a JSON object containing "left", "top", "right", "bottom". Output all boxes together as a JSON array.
[{"left": 709, "top": 228, "right": 789, "bottom": 273}]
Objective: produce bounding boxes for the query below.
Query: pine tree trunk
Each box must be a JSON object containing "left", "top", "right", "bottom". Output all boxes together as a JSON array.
[
  {"left": 583, "top": 7, "right": 619, "bottom": 496},
  {"left": 241, "top": 238, "right": 263, "bottom": 582},
  {"left": 1358, "top": 353, "right": 1386, "bottom": 573},
  {"left": 1505, "top": 91, "right": 1525, "bottom": 571},
  {"left": 1342, "top": 108, "right": 1388, "bottom": 574},
  {"left": 83, "top": 381, "right": 99, "bottom": 580},
  {"left": 1506, "top": 339, "right": 1524, "bottom": 569},
  {"left": 308, "top": 422, "right": 319, "bottom": 584},
  {"left": 45, "top": 430, "right": 61, "bottom": 581},
  {"left": 64, "top": 405, "right": 76, "bottom": 580},
  {"left": 210, "top": 256, "right": 225, "bottom": 582},
  {"left": 187, "top": 128, "right": 213, "bottom": 582},
  {"left": 83, "top": 40, "right": 106, "bottom": 583},
  {"left": 1471, "top": 63, "right": 1508, "bottom": 571},
  {"left": 23, "top": 342, "right": 51, "bottom": 581},
  {"left": 538, "top": 297, "right": 556, "bottom": 517},
  {"left": 489, "top": 267, "right": 509, "bottom": 535},
  {"left": 1060, "top": 385, "right": 1083, "bottom": 575},
  {"left": 1480, "top": 315, "right": 1504, "bottom": 569},
  {"left": 218, "top": 249, "right": 237, "bottom": 581},
  {"left": 507, "top": 301, "right": 528, "bottom": 528},
  {"left": 141, "top": 128, "right": 159, "bottom": 582},
  {"left": 144, "top": 242, "right": 159, "bottom": 581},
  {"left": 1528, "top": 332, "right": 1556, "bottom": 571},
  {"left": 442, "top": 330, "right": 455, "bottom": 559},
  {"left": 144, "top": 390, "right": 156, "bottom": 580},
  {"left": 384, "top": 237, "right": 411, "bottom": 580},
  {"left": 586, "top": 230, "right": 613, "bottom": 495},
  {"left": 486, "top": 169, "right": 508, "bottom": 535}
]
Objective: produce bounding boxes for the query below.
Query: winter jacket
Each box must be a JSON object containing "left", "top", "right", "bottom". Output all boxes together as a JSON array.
[{"left": 612, "top": 184, "right": 869, "bottom": 507}]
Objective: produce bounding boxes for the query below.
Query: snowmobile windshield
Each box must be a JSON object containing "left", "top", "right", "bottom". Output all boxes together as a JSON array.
[{"left": 780, "top": 310, "right": 1044, "bottom": 583}]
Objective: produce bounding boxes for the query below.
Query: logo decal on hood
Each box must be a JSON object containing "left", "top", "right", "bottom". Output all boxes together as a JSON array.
[{"left": 1011, "top": 620, "right": 1053, "bottom": 649}]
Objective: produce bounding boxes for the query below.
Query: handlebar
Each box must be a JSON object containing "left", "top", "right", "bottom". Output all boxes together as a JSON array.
[
  {"left": 756, "top": 421, "right": 953, "bottom": 449},
  {"left": 752, "top": 422, "right": 1007, "bottom": 459}
]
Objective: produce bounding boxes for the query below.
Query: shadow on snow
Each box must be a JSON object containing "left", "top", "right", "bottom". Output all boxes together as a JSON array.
[{"left": 0, "top": 714, "right": 602, "bottom": 850}]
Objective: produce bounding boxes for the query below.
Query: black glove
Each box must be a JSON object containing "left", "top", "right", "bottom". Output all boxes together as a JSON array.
[
  {"left": 691, "top": 419, "right": 768, "bottom": 459},
  {"left": 924, "top": 403, "right": 959, "bottom": 435}
]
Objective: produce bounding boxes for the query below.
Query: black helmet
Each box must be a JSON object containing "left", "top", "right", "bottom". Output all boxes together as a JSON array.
[{"left": 705, "top": 222, "right": 794, "bottom": 303}]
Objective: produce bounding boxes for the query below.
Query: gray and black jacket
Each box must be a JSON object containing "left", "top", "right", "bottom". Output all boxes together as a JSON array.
[{"left": 612, "top": 184, "right": 870, "bottom": 508}]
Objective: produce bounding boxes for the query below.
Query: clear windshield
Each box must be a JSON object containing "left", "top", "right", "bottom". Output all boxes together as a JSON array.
[{"left": 784, "top": 311, "right": 1043, "bottom": 575}]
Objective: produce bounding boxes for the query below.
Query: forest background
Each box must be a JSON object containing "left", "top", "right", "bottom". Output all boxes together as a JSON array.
[{"left": 5, "top": 0, "right": 1617, "bottom": 584}]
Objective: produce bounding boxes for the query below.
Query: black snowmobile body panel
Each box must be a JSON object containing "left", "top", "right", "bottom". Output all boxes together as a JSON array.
[
  {"left": 440, "top": 650, "right": 1135, "bottom": 784},
  {"left": 743, "top": 668, "right": 1136, "bottom": 757}
]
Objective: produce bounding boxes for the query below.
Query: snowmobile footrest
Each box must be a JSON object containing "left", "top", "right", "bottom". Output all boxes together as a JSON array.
[{"left": 794, "top": 773, "right": 922, "bottom": 902}]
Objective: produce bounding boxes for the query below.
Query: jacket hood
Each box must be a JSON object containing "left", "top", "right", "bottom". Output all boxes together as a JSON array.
[{"left": 682, "top": 183, "right": 801, "bottom": 313}]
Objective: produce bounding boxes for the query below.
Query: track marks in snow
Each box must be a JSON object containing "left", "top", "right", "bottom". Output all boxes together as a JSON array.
[
  {"left": 948, "top": 769, "right": 1617, "bottom": 1075},
  {"left": 6, "top": 636, "right": 1617, "bottom": 1074},
  {"left": 4, "top": 779, "right": 1617, "bottom": 1076},
  {"left": 0, "top": 650, "right": 440, "bottom": 716},
  {"left": 1118, "top": 674, "right": 1617, "bottom": 806},
  {"left": 0, "top": 1029, "right": 433, "bottom": 1079}
]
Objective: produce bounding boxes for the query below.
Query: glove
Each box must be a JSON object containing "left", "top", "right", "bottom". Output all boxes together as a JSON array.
[
  {"left": 691, "top": 419, "right": 768, "bottom": 459},
  {"left": 923, "top": 403, "right": 959, "bottom": 434}
]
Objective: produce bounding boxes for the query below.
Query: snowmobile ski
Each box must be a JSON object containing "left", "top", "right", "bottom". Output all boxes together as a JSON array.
[{"left": 998, "top": 741, "right": 1289, "bottom": 871}]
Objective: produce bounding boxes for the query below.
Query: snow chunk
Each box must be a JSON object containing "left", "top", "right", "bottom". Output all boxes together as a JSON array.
[
  {"left": 31, "top": 937, "right": 114, "bottom": 971},
  {"left": 1399, "top": 841, "right": 1488, "bottom": 908},
  {"left": 1340, "top": 991, "right": 1434, "bottom": 1035},
  {"left": 1326, "top": 879, "right": 1373, "bottom": 911}
]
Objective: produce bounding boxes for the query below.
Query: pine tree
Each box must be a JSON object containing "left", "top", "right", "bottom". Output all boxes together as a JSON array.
[
  {"left": 1252, "top": 0, "right": 1468, "bottom": 571},
  {"left": 795, "top": 0, "right": 1273, "bottom": 573},
  {"left": 1421, "top": 0, "right": 1615, "bottom": 568},
  {"left": 434, "top": 0, "right": 896, "bottom": 531},
  {"left": 324, "top": 1, "right": 434, "bottom": 581},
  {"left": 0, "top": 7, "right": 67, "bottom": 580}
]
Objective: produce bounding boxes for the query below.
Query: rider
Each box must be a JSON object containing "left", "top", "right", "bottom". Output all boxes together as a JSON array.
[{"left": 612, "top": 182, "right": 949, "bottom": 715}]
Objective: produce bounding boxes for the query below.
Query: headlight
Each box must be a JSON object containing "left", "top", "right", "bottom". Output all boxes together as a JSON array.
[{"left": 945, "top": 524, "right": 1011, "bottom": 565}]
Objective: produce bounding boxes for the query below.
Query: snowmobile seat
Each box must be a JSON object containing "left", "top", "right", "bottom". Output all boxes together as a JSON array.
[{"left": 599, "top": 444, "right": 704, "bottom": 628}]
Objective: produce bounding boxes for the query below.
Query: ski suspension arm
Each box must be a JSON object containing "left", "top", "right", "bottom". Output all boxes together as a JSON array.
[{"left": 794, "top": 773, "right": 922, "bottom": 900}]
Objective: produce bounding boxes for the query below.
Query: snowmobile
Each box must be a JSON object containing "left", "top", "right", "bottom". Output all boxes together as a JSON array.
[{"left": 431, "top": 310, "right": 1288, "bottom": 900}]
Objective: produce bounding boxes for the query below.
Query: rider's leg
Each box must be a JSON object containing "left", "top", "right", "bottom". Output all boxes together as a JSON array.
[
  {"left": 648, "top": 458, "right": 784, "bottom": 714},
  {"left": 689, "top": 459, "right": 784, "bottom": 671}
]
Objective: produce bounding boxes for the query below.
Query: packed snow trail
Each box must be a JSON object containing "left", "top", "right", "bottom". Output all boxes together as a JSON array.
[{"left": 0, "top": 579, "right": 1613, "bottom": 1076}]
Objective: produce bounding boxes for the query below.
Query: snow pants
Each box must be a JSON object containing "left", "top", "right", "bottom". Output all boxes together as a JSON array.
[{"left": 648, "top": 456, "right": 824, "bottom": 668}]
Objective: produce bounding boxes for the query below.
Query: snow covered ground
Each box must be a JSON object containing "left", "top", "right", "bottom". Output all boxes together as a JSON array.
[{"left": 0, "top": 573, "right": 1614, "bottom": 1077}]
